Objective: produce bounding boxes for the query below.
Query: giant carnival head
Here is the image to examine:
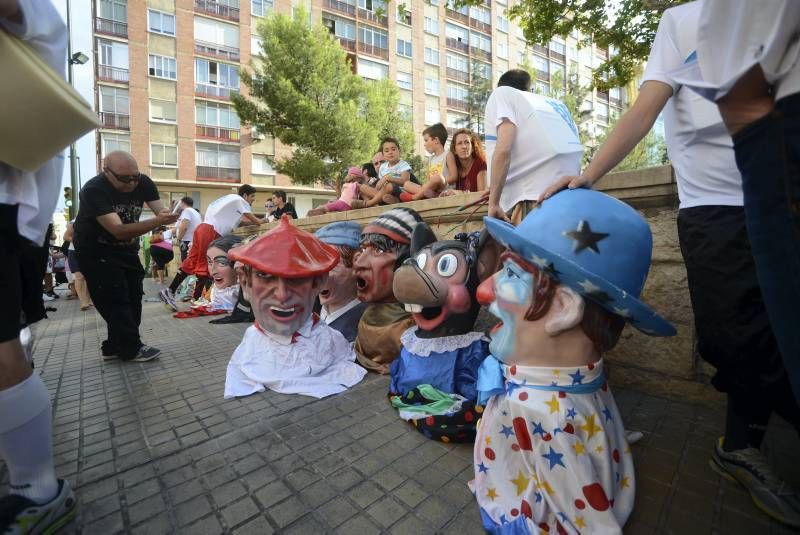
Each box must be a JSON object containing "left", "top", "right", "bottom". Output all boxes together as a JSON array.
[
  {"left": 315, "top": 221, "right": 362, "bottom": 311},
  {"left": 353, "top": 207, "right": 423, "bottom": 303},
  {"left": 207, "top": 235, "right": 242, "bottom": 290},
  {"left": 477, "top": 189, "right": 675, "bottom": 366},
  {"left": 228, "top": 215, "right": 339, "bottom": 338}
]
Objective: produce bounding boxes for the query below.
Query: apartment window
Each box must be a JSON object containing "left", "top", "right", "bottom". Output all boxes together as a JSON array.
[
  {"left": 424, "top": 47, "right": 440, "bottom": 66},
  {"left": 99, "top": 86, "right": 129, "bottom": 115},
  {"left": 148, "top": 9, "right": 175, "bottom": 36},
  {"left": 194, "top": 16, "right": 240, "bottom": 48},
  {"left": 568, "top": 46, "right": 578, "bottom": 60},
  {"left": 596, "top": 102, "right": 609, "bottom": 122},
  {"left": 398, "top": 103, "right": 412, "bottom": 120},
  {"left": 397, "top": 71, "right": 412, "bottom": 90},
  {"left": 429, "top": 0, "right": 438, "bottom": 5},
  {"left": 497, "top": 41, "right": 508, "bottom": 59},
  {"left": 323, "top": 15, "right": 356, "bottom": 40},
  {"left": 425, "top": 77, "right": 440, "bottom": 96},
  {"left": 610, "top": 87, "right": 621, "bottom": 101},
  {"left": 101, "top": 133, "right": 130, "bottom": 157},
  {"left": 533, "top": 55, "right": 549, "bottom": 74},
  {"left": 468, "top": 5, "right": 490, "bottom": 25},
  {"left": 148, "top": 54, "right": 177, "bottom": 80},
  {"left": 251, "top": 36, "right": 264, "bottom": 55},
  {"left": 359, "top": 26, "right": 388, "bottom": 49},
  {"left": 151, "top": 144, "right": 178, "bottom": 167},
  {"left": 97, "top": 39, "right": 128, "bottom": 68},
  {"left": 252, "top": 154, "right": 275, "bottom": 175},
  {"left": 149, "top": 99, "right": 176, "bottom": 122},
  {"left": 446, "top": 0, "right": 468, "bottom": 16},
  {"left": 357, "top": 58, "right": 388, "bottom": 80},
  {"left": 448, "top": 83, "right": 469, "bottom": 102},
  {"left": 196, "top": 143, "right": 240, "bottom": 169},
  {"left": 196, "top": 101, "right": 240, "bottom": 129},
  {"left": 446, "top": 52, "right": 468, "bottom": 73},
  {"left": 424, "top": 17, "right": 438, "bottom": 35},
  {"left": 516, "top": 50, "right": 525, "bottom": 65},
  {"left": 550, "top": 40, "right": 566, "bottom": 56},
  {"left": 446, "top": 23, "right": 468, "bottom": 43},
  {"left": 396, "top": 4, "right": 411, "bottom": 25},
  {"left": 446, "top": 112, "right": 466, "bottom": 128},
  {"left": 470, "top": 32, "right": 491, "bottom": 53},
  {"left": 534, "top": 81, "right": 550, "bottom": 96},
  {"left": 425, "top": 107, "right": 440, "bottom": 125},
  {"left": 496, "top": 16, "right": 508, "bottom": 33},
  {"left": 551, "top": 61, "right": 565, "bottom": 80},
  {"left": 252, "top": 0, "right": 273, "bottom": 17},
  {"left": 98, "top": 0, "right": 127, "bottom": 22},
  {"left": 195, "top": 59, "right": 240, "bottom": 89},
  {"left": 358, "top": 0, "right": 386, "bottom": 12},
  {"left": 475, "top": 61, "right": 491, "bottom": 79},
  {"left": 396, "top": 39, "right": 412, "bottom": 58}
]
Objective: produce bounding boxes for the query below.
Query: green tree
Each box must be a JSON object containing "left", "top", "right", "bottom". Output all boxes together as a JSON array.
[
  {"left": 593, "top": 117, "right": 668, "bottom": 171},
  {"left": 458, "top": 60, "right": 493, "bottom": 136},
  {"left": 361, "top": 78, "right": 415, "bottom": 165},
  {"left": 461, "top": 0, "right": 686, "bottom": 90}
]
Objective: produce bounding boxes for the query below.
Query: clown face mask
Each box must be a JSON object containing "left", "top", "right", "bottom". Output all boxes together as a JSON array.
[
  {"left": 249, "top": 271, "right": 323, "bottom": 338},
  {"left": 476, "top": 256, "right": 534, "bottom": 363},
  {"left": 319, "top": 257, "right": 357, "bottom": 310},
  {"left": 353, "top": 235, "right": 401, "bottom": 303},
  {"left": 207, "top": 246, "right": 237, "bottom": 289}
]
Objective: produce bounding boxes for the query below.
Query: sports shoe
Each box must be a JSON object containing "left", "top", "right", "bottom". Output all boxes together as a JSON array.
[
  {"left": 710, "top": 437, "right": 800, "bottom": 527},
  {"left": 41, "top": 294, "right": 54, "bottom": 303},
  {"left": 128, "top": 345, "right": 161, "bottom": 362},
  {"left": 0, "top": 479, "right": 77, "bottom": 534},
  {"left": 158, "top": 288, "right": 178, "bottom": 311}
]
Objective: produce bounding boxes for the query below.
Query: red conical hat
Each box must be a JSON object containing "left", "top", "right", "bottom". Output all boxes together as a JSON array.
[{"left": 228, "top": 215, "right": 339, "bottom": 278}]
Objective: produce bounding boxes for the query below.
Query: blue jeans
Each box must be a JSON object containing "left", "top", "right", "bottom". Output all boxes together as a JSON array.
[{"left": 732, "top": 92, "right": 800, "bottom": 404}]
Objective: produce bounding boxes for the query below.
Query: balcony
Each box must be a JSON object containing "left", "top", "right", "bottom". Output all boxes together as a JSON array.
[
  {"left": 195, "top": 41, "right": 240, "bottom": 62},
  {"left": 470, "top": 46, "right": 491, "bottom": 61},
  {"left": 323, "top": 0, "right": 356, "bottom": 16},
  {"left": 445, "top": 37, "right": 469, "bottom": 53},
  {"left": 532, "top": 43, "right": 548, "bottom": 56},
  {"left": 445, "top": 8, "right": 469, "bottom": 25},
  {"left": 596, "top": 90, "right": 609, "bottom": 101},
  {"left": 357, "top": 41, "right": 389, "bottom": 60},
  {"left": 536, "top": 69, "right": 549, "bottom": 81},
  {"left": 196, "top": 166, "right": 241, "bottom": 182},
  {"left": 195, "top": 83, "right": 238, "bottom": 100},
  {"left": 95, "top": 17, "right": 128, "bottom": 38},
  {"left": 550, "top": 50, "right": 565, "bottom": 63},
  {"left": 97, "top": 64, "right": 129, "bottom": 83},
  {"left": 610, "top": 97, "right": 622, "bottom": 107},
  {"left": 446, "top": 67, "right": 470, "bottom": 83},
  {"left": 447, "top": 97, "right": 468, "bottom": 112},
  {"left": 596, "top": 114, "right": 608, "bottom": 123},
  {"left": 99, "top": 112, "right": 130, "bottom": 130},
  {"left": 336, "top": 37, "right": 356, "bottom": 53},
  {"left": 468, "top": 18, "right": 491, "bottom": 35},
  {"left": 196, "top": 125, "right": 241, "bottom": 142},
  {"left": 194, "top": 0, "right": 240, "bottom": 21},
  {"left": 358, "top": 8, "right": 387, "bottom": 27}
]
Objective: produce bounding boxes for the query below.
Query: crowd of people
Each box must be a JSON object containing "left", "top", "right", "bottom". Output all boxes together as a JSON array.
[{"left": 2, "top": 0, "right": 800, "bottom": 533}]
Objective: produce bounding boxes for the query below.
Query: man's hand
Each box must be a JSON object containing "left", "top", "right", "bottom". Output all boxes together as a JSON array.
[
  {"left": 156, "top": 209, "right": 179, "bottom": 226},
  {"left": 537, "top": 175, "right": 593, "bottom": 203},
  {"left": 487, "top": 202, "right": 511, "bottom": 223}
]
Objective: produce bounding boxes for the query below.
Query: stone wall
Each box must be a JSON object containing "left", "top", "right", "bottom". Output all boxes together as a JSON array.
[{"left": 236, "top": 165, "right": 724, "bottom": 404}]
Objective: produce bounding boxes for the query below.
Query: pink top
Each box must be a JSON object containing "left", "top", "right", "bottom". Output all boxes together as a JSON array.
[
  {"left": 152, "top": 240, "right": 172, "bottom": 251},
  {"left": 339, "top": 182, "right": 360, "bottom": 206}
]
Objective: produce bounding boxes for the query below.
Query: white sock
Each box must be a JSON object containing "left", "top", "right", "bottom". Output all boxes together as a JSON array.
[{"left": 0, "top": 373, "right": 58, "bottom": 504}]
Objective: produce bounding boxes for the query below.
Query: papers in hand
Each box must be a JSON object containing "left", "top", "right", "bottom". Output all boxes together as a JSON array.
[{"left": 0, "top": 28, "right": 100, "bottom": 172}]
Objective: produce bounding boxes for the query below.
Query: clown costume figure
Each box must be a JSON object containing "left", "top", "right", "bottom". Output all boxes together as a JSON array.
[
  {"left": 224, "top": 216, "right": 366, "bottom": 399},
  {"left": 470, "top": 189, "right": 675, "bottom": 534}
]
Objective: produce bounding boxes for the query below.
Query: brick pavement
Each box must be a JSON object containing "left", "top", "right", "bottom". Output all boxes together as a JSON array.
[{"left": 2, "top": 282, "right": 799, "bottom": 534}]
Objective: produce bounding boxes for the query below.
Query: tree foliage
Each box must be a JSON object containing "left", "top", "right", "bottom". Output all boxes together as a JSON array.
[
  {"left": 459, "top": 60, "right": 493, "bottom": 136},
  {"left": 233, "top": 8, "right": 413, "bottom": 189},
  {"left": 461, "top": 0, "right": 686, "bottom": 90}
]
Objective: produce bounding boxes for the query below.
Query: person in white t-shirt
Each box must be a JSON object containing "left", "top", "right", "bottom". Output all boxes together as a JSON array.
[
  {"left": 538, "top": 3, "right": 800, "bottom": 526},
  {"left": 161, "top": 184, "right": 263, "bottom": 309},
  {"left": 483, "top": 69, "right": 583, "bottom": 223},
  {"left": 353, "top": 138, "right": 415, "bottom": 208},
  {"left": 174, "top": 196, "right": 201, "bottom": 261}
]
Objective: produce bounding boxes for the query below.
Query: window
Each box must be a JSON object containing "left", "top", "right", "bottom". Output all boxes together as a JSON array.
[
  {"left": 475, "top": 61, "right": 491, "bottom": 79},
  {"left": 446, "top": 53, "right": 469, "bottom": 73},
  {"left": 196, "top": 143, "right": 240, "bottom": 169},
  {"left": 468, "top": 5, "right": 490, "bottom": 25},
  {"left": 470, "top": 32, "right": 491, "bottom": 53},
  {"left": 396, "top": 71, "right": 412, "bottom": 90},
  {"left": 196, "top": 101, "right": 241, "bottom": 129},
  {"left": 517, "top": 51, "right": 525, "bottom": 65},
  {"left": 149, "top": 99, "right": 176, "bottom": 122},
  {"left": 429, "top": 0, "right": 438, "bottom": 5},
  {"left": 568, "top": 46, "right": 577, "bottom": 60},
  {"left": 99, "top": 86, "right": 129, "bottom": 115},
  {"left": 358, "top": 0, "right": 386, "bottom": 12},
  {"left": 533, "top": 55, "right": 549, "bottom": 74},
  {"left": 396, "top": 38, "right": 412, "bottom": 58},
  {"left": 398, "top": 103, "right": 412, "bottom": 120},
  {"left": 359, "top": 26, "right": 388, "bottom": 49},
  {"left": 496, "top": 15, "right": 508, "bottom": 32},
  {"left": 148, "top": 54, "right": 177, "bottom": 80},
  {"left": 195, "top": 59, "right": 240, "bottom": 91},
  {"left": 446, "top": 23, "right": 468, "bottom": 43},
  {"left": 194, "top": 16, "right": 240, "bottom": 48},
  {"left": 596, "top": 102, "right": 609, "bottom": 122},
  {"left": 424, "top": 17, "right": 438, "bottom": 35},
  {"left": 251, "top": 36, "right": 264, "bottom": 55},
  {"left": 101, "top": 133, "right": 130, "bottom": 157},
  {"left": 396, "top": 4, "right": 411, "bottom": 25},
  {"left": 148, "top": 9, "right": 175, "bottom": 36},
  {"left": 425, "top": 107, "right": 440, "bottom": 125},
  {"left": 98, "top": 0, "right": 127, "bottom": 22},
  {"left": 549, "top": 40, "right": 566, "bottom": 56},
  {"left": 357, "top": 58, "right": 388, "bottom": 80},
  {"left": 551, "top": 61, "right": 565, "bottom": 81},
  {"left": 497, "top": 41, "right": 508, "bottom": 59},
  {"left": 534, "top": 81, "right": 550, "bottom": 96},
  {"left": 447, "top": 112, "right": 466, "bottom": 128},
  {"left": 447, "top": 83, "right": 469, "bottom": 102},
  {"left": 446, "top": 0, "right": 468, "bottom": 16},
  {"left": 425, "top": 77, "right": 440, "bottom": 96},
  {"left": 424, "top": 47, "right": 439, "bottom": 65},
  {"left": 97, "top": 39, "right": 128, "bottom": 68},
  {"left": 252, "top": 0, "right": 273, "bottom": 17},
  {"left": 151, "top": 144, "right": 178, "bottom": 167},
  {"left": 323, "top": 16, "right": 356, "bottom": 40},
  {"left": 252, "top": 154, "right": 275, "bottom": 175}
]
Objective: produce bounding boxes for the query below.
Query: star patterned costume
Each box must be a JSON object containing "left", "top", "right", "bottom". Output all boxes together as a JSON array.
[{"left": 470, "top": 359, "right": 634, "bottom": 534}]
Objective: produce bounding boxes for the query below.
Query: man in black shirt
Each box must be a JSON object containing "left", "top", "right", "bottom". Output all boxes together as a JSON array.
[
  {"left": 269, "top": 190, "right": 298, "bottom": 220},
  {"left": 74, "top": 151, "right": 178, "bottom": 362}
]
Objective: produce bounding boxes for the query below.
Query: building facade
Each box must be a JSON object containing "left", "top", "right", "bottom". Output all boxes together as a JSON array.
[{"left": 91, "top": 0, "right": 625, "bottom": 215}]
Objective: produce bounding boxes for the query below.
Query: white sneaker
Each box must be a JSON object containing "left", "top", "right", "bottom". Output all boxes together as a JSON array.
[
  {"left": 0, "top": 479, "right": 77, "bottom": 534},
  {"left": 41, "top": 294, "right": 54, "bottom": 302}
]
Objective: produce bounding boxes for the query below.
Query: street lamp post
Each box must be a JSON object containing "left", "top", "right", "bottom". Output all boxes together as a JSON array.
[{"left": 66, "top": 0, "right": 89, "bottom": 220}]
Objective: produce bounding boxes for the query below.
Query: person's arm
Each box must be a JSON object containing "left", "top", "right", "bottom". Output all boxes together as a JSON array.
[
  {"left": 487, "top": 120, "right": 516, "bottom": 221},
  {"left": 476, "top": 170, "right": 487, "bottom": 192},
  {"left": 387, "top": 170, "right": 410, "bottom": 185},
  {"left": 175, "top": 218, "right": 189, "bottom": 241},
  {"left": 240, "top": 212, "right": 264, "bottom": 226},
  {"left": 538, "top": 81, "right": 673, "bottom": 202},
  {"left": 444, "top": 152, "right": 458, "bottom": 185},
  {"left": 63, "top": 222, "right": 74, "bottom": 242},
  {"left": 96, "top": 210, "right": 177, "bottom": 242},
  {"left": 146, "top": 199, "right": 166, "bottom": 214}
]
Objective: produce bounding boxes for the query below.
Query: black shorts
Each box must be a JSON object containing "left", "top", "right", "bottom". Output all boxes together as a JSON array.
[
  {"left": 67, "top": 249, "right": 80, "bottom": 272},
  {"left": 150, "top": 246, "right": 174, "bottom": 269},
  {"left": 678, "top": 205, "right": 785, "bottom": 394},
  {"left": 0, "top": 204, "right": 48, "bottom": 343}
]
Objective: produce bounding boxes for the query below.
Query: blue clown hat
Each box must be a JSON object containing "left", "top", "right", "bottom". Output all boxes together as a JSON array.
[{"left": 484, "top": 188, "right": 675, "bottom": 336}]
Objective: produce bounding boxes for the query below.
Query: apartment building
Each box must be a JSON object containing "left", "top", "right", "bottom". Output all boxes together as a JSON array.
[{"left": 91, "top": 0, "right": 625, "bottom": 215}]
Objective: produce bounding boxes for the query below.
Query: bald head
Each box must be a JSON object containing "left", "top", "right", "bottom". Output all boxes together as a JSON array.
[{"left": 104, "top": 151, "right": 138, "bottom": 174}]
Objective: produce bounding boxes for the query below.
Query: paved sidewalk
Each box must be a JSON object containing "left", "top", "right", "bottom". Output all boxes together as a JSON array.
[{"left": 2, "top": 282, "right": 799, "bottom": 534}]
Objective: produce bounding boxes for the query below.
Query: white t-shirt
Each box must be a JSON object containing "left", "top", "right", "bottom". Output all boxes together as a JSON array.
[
  {"left": 483, "top": 87, "right": 583, "bottom": 212},
  {"left": 642, "top": 1, "right": 743, "bottom": 209},
  {"left": 177, "top": 206, "right": 201, "bottom": 242},
  {"left": 378, "top": 160, "right": 412, "bottom": 182},
  {"left": 203, "top": 194, "right": 252, "bottom": 236},
  {"left": 0, "top": 0, "right": 67, "bottom": 245}
]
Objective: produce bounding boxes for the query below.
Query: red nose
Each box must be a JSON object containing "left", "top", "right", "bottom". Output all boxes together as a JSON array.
[{"left": 476, "top": 277, "right": 495, "bottom": 306}]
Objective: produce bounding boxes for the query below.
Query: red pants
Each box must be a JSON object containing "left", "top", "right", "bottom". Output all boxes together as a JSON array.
[{"left": 180, "top": 223, "right": 220, "bottom": 278}]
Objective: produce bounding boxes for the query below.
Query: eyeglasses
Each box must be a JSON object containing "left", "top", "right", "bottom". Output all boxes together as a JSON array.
[{"left": 105, "top": 168, "right": 141, "bottom": 184}]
